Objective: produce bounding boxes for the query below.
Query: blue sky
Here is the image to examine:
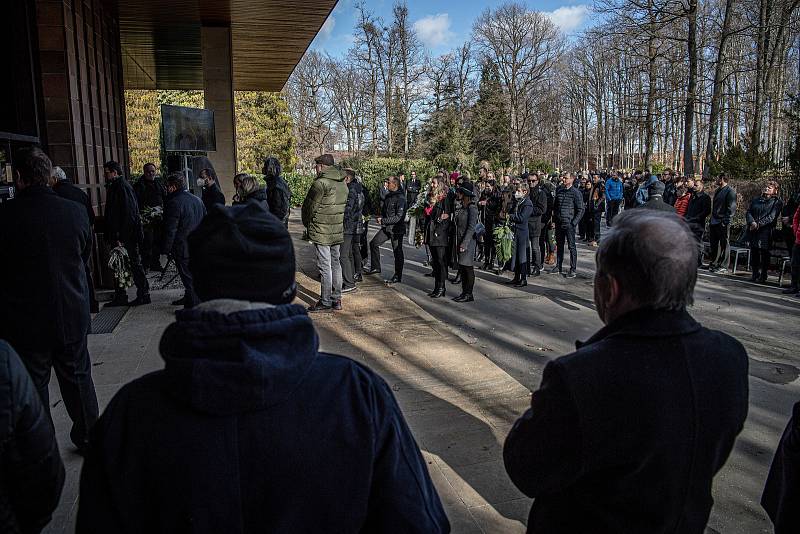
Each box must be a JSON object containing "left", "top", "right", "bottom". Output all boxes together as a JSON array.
[{"left": 310, "top": 0, "right": 594, "bottom": 58}]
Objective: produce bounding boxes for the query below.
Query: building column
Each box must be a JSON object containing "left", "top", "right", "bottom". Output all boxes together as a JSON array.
[{"left": 201, "top": 26, "right": 237, "bottom": 203}]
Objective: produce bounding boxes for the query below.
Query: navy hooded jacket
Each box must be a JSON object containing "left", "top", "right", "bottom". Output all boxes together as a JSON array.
[{"left": 77, "top": 302, "right": 449, "bottom": 534}]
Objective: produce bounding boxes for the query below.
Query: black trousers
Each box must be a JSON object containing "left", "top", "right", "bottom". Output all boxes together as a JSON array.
[
  {"left": 341, "top": 233, "right": 358, "bottom": 289},
  {"left": 591, "top": 211, "right": 602, "bottom": 241},
  {"left": 352, "top": 233, "right": 362, "bottom": 276},
  {"left": 115, "top": 242, "right": 150, "bottom": 300},
  {"left": 459, "top": 265, "right": 475, "bottom": 295},
  {"left": 606, "top": 199, "right": 622, "bottom": 226},
  {"left": 539, "top": 225, "right": 553, "bottom": 262},
  {"left": 791, "top": 244, "right": 800, "bottom": 288},
  {"left": 555, "top": 225, "right": 578, "bottom": 272},
  {"left": 430, "top": 246, "right": 448, "bottom": 290},
  {"left": 483, "top": 220, "right": 496, "bottom": 265},
  {"left": 18, "top": 336, "right": 99, "bottom": 448},
  {"left": 750, "top": 247, "right": 771, "bottom": 279},
  {"left": 370, "top": 228, "right": 404, "bottom": 279},
  {"left": 690, "top": 224, "right": 705, "bottom": 266},
  {"left": 708, "top": 223, "right": 730, "bottom": 269},
  {"left": 174, "top": 252, "right": 198, "bottom": 307},
  {"left": 360, "top": 221, "right": 369, "bottom": 263},
  {"left": 528, "top": 222, "right": 543, "bottom": 270},
  {"left": 141, "top": 223, "right": 162, "bottom": 270}
]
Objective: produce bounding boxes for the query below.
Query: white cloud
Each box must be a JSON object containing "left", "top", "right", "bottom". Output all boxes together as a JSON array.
[
  {"left": 543, "top": 5, "right": 589, "bottom": 34},
  {"left": 413, "top": 13, "right": 452, "bottom": 49},
  {"left": 319, "top": 15, "right": 336, "bottom": 40}
]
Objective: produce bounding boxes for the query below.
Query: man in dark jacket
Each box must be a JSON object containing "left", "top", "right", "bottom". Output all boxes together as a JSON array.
[
  {"left": 0, "top": 340, "right": 65, "bottom": 534},
  {"left": 76, "top": 201, "right": 449, "bottom": 534},
  {"left": 51, "top": 165, "right": 100, "bottom": 313},
  {"left": 103, "top": 160, "right": 150, "bottom": 306},
  {"left": 745, "top": 180, "right": 783, "bottom": 283},
  {"left": 504, "top": 209, "right": 749, "bottom": 534},
  {"left": 539, "top": 177, "right": 556, "bottom": 266},
  {"left": 366, "top": 176, "right": 407, "bottom": 284},
  {"left": 549, "top": 173, "right": 585, "bottom": 278},
  {"left": 708, "top": 173, "right": 737, "bottom": 273},
  {"left": 527, "top": 174, "right": 548, "bottom": 276},
  {"left": 133, "top": 162, "right": 166, "bottom": 271},
  {"left": 406, "top": 170, "right": 421, "bottom": 207},
  {"left": 162, "top": 173, "right": 206, "bottom": 308},
  {"left": 640, "top": 180, "right": 676, "bottom": 213},
  {"left": 0, "top": 147, "right": 100, "bottom": 452},
  {"left": 762, "top": 400, "right": 800, "bottom": 534},
  {"left": 198, "top": 167, "right": 226, "bottom": 211},
  {"left": 340, "top": 169, "right": 365, "bottom": 292},
  {"left": 685, "top": 179, "right": 712, "bottom": 266},
  {"left": 263, "top": 157, "right": 290, "bottom": 227}
]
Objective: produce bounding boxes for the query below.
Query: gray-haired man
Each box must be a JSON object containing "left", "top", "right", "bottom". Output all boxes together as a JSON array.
[{"left": 504, "top": 209, "right": 749, "bottom": 533}]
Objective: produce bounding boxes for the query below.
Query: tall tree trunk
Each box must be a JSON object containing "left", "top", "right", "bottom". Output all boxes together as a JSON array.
[
  {"left": 683, "top": 0, "right": 698, "bottom": 176},
  {"left": 644, "top": 35, "right": 657, "bottom": 170}
]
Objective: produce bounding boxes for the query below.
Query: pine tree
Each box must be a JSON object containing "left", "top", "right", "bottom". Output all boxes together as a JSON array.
[{"left": 469, "top": 60, "right": 510, "bottom": 170}]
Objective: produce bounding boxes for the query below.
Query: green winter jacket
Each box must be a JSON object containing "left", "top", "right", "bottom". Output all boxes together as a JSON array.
[{"left": 301, "top": 167, "right": 349, "bottom": 245}]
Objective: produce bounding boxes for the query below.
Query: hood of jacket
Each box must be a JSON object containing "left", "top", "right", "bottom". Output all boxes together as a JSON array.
[
  {"left": 246, "top": 188, "right": 268, "bottom": 202},
  {"left": 159, "top": 301, "right": 319, "bottom": 415},
  {"left": 319, "top": 167, "right": 345, "bottom": 183}
]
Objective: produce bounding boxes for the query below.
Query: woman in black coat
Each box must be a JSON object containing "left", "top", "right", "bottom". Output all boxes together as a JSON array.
[
  {"left": 425, "top": 187, "right": 451, "bottom": 298},
  {"left": 508, "top": 183, "right": 533, "bottom": 286},
  {"left": 452, "top": 182, "right": 479, "bottom": 302}
]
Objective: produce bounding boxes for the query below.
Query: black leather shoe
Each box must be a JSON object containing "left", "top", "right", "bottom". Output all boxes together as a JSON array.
[
  {"left": 364, "top": 268, "right": 382, "bottom": 275},
  {"left": 449, "top": 276, "right": 461, "bottom": 284},
  {"left": 458, "top": 294, "right": 474, "bottom": 302},
  {"left": 531, "top": 268, "right": 541, "bottom": 277},
  {"left": 505, "top": 278, "right": 520, "bottom": 285},
  {"left": 428, "top": 287, "right": 440, "bottom": 297},
  {"left": 452, "top": 294, "right": 466, "bottom": 302},
  {"left": 104, "top": 299, "right": 128, "bottom": 308},
  {"left": 431, "top": 288, "right": 446, "bottom": 298},
  {"left": 354, "top": 274, "right": 363, "bottom": 283},
  {"left": 130, "top": 295, "right": 151, "bottom": 306},
  {"left": 386, "top": 275, "right": 401, "bottom": 284},
  {"left": 514, "top": 279, "right": 528, "bottom": 287},
  {"left": 171, "top": 296, "right": 187, "bottom": 306},
  {"left": 308, "top": 300, "right": 332, "bottom": 312}
]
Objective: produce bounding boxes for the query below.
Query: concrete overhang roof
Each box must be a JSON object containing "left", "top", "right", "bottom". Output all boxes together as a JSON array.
[{"left": 119, "top": 0, "right": 337, "bottom": 91}]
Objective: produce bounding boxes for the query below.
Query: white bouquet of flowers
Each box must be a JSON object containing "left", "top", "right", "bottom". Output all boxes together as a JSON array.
[{"left": 108, "top": 245, "right": 133, "bottom": 289}]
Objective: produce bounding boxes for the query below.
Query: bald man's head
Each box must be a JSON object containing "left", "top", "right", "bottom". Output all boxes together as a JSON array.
[{"left": 594, "top": 210, "right": 697, "bottom": 323}]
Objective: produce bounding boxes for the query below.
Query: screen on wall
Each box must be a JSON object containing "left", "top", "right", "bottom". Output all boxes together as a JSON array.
[
  {"left": 161, "top": 105, "right": 216, "bottom": 152},
  {"left": 0, "top": 0, "right": 39, "bottom": 141}
]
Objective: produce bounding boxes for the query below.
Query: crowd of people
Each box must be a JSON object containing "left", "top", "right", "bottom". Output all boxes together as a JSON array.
[{"left": 0, "top": 146, "right": 798, "bottom": 534}]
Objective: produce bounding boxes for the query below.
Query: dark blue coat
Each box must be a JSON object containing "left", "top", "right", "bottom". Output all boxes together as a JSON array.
[
  {"left": 0, "top": 185, "right": 91, "bottom": 350},
  {"left": 553, "top": 185, "right": 585, "bottom": 228},
  {"left": 77, "top": 303, "right": 449, "bottom": 534},
  {"left": 162, "top": 190, "right": 206, "bottom": 258},
  {"left": 504, "top": 309, "right": 749, "bottom": 534},
  {"left": 104, "top": 177, "right": 143, "bottom": 244},
  {"left": 0, "top": 340, "right": 65, "bottom": 534}
]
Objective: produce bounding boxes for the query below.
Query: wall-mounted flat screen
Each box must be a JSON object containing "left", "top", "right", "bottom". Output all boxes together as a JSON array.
[{"left": 161, "top": 104, "right": 216, "bottom": 152}]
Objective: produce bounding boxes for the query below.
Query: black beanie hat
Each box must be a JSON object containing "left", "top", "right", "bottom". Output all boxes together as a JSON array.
[
  {"left": 188, "top": 202, "right": 297, "bottom": 304},
  {"left": 648, "top": 180, "right": 666, "bottom": 196}
]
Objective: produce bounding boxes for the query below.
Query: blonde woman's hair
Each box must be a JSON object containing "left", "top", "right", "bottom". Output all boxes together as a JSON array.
[{"left": 236, "top": 173, "right": 260, "bottom": 198}]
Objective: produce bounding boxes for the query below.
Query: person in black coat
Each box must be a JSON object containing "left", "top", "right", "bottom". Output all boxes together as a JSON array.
[
  {"left": 366, "top": 176, "right": 406, "bottom": 284},
  {"left": 51, "top": 165, "right": 100, "bottom": 313},
  {"left": 746, "top": 180, "right": 783, "bottom": 283},
  {"left": 479, "top": 180, "right": 502, "bottom": 270},
  {"left": 0, "top": 147, "right": 100, "bottom": 452},
  {"left": 341, "top": 169, "right": 365, "bottom": 292},
  {"left": 162, "top": 173, "right": 206, "bottom": 308},
  {"left": 504, "top": 209, "right": 749, "bottom": 534},
  {"left": 708, "top": 174, "right": 738, "bottom": 273},
  {"left": 550, "top": 173, "right": 585, "bottom": 278},
  {"left": 406, "top": 170, "right": 421, "bottom": 208},
  {"left": 76, "top": 202, "right": 449, "bottom": 534},
  {"left": 539, "top": 177, "right": 556, "bottom": 267},
  {"left": 103, "top": 160, "right": 150, "bottom": 306},
  {"left": 263, "top": 157, "right": 291, "bottom": 227},
  {"left": 452, "top": 182, "right": 479, "bottom": 302},
  {"left": 425, "top": 187, "right": 452, "bottom": 298},
  {"left": 133, "top": 163, "right": 167, "bottom": 271},
  {"left": 762, "top": 400, "right": 800, "bottom": 534},
  {"left": 508, "top": 183, "right": 533, "bottom": 286},
  {"left": 198, "top": 167, "right": 226, "bottom": 211},
  {"left": 0, "top": 340, "right": 65, "bottom": 534},
  {"left": 685, "top": 179, "right": 712, "bottom": 265},
  {"left": 527, "top": 175, "right": 547, "bottom": 276}
]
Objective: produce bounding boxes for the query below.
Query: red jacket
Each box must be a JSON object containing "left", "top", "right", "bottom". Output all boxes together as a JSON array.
[{"left": 793, "top": 205, "right": 800, "bottom": 243}]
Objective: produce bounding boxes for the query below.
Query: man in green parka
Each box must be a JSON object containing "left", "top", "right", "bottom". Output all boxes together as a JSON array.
[{"left": 302, "top": 154, "right": 349, "bottom": 312}]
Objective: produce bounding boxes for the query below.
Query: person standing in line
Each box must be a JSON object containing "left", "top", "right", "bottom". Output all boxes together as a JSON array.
[
  {"left": 479, "top": 179, "right": 502, "bottom": 270},
  {"left": 762, "top": 399, "right": 800, "bottom": 534},
  {"left": 507, "top": 183, "right": 533, "bottom": 287},
  {"left": 452, "top": 182, "right": 478, "bottom": 302},
  {"left": 51, "top": 165, "right": 100, "bottom": 313},
  {"left": 746, "top": 180, "right": 783, "bottom": 283},
  {"left": 504, "top": 209, "right": 749, "bottom": 534},
  {"left": 365, "top": 176, "right": 407, "bottom": 284},
  {"left": 782, "top": 203, "right": 800, "bottom": 296},
  {"left": 301, "top": 154, "right": 349, "bottom": 312},
  {"left": 540, "top": 175, "right": 556, "bottom": 266},
  {"left": 579, "top": 179, "right": 592, "bottom": 241},
  {"left": 550, "top": 173, "right": 585, "bottom": 278},
  {"left": 0, "top": 147, "right": 100, "bottom": 453},
  {"left": 406, "top": 170, "right": 421, "bottom": 208},
  {"left": 685, "top": 179, "right": 712, "bottom": 266},
  {"left": 341, "top": 168, "right": 365, "bottom": 293},
  {"left": 235, "top": 174, "right": 269, "bottom": 211},
  {"left": 162, "top": 173, "right": 206, "bottom": 308},
  {"left": 133, "top": 162, "right": 166, "bottom": 271},
  {"left": 588, "top": 176, "right": 606, "bottom": 247},
  {"left": 527, "top": 174, "right": 547, "bottom": 277},
  {"left": 673, "top": 180, "right": 692, "bottom": 218},
  {"left": 605, "top": 171, "right": 624, "bottom": 225},
  {"left": 263, "top": 157, "right": 291, "bottom": 228},
  {"left": 426, "top": 186, "right": 451, "bottom": 298},
  {"left": 639, "top": 181, "right": 676, "bottom": 213},
  {"left": 198, "top": 167, "right": 226, "bottom": 211},
  {"left": 708, "top": 173, "right": 737, "bottom": 274},
  {"left": 103, "top": 160, "right": 150, "bottom": 306},
  {"left": 359, "top": 175, "right": 372, "bottom": 274},
  {"left": 0, "top": 340, "right": 66, "bottom": 534}
]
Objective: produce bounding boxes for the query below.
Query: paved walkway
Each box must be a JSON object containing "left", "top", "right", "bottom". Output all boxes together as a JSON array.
[{"left": 43, "top": 223, "right": 534, "bottom": 533}]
